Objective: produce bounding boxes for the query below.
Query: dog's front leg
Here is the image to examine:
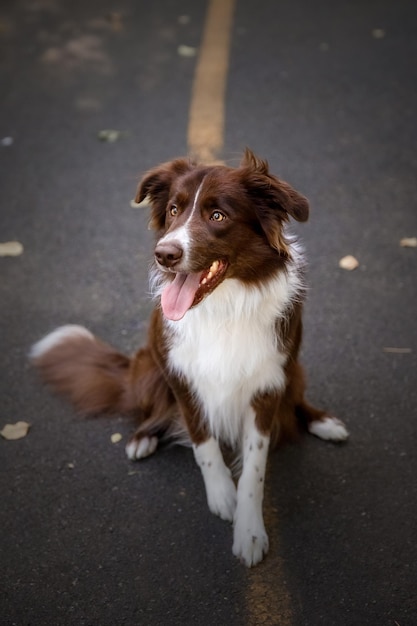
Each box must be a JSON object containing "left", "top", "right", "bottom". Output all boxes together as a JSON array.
[
  {"left": 163, "top": 369, "right": 237, "bottom": 523},
  {"left": 193, "top": 437, "right": 237, "bottom": 522},
  {"left": 233, "top": 405, "right": 271, "bottom": 567}
]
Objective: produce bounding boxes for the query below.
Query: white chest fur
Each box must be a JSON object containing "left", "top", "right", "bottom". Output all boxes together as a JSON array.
[{"left": 165, "top": 267, "right": 302, "bottom": 445}]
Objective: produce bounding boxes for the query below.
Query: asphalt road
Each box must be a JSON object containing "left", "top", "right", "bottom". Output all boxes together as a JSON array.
[{"left": 1, "top": 1, "right": 416, "bottom": 625}]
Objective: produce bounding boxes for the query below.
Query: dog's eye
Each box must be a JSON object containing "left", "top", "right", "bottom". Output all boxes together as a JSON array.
[
  {"left": 210, "top": 211, "right": 226, "bottom": 222},
  {"left": 169, "top": 205, "right": 178, "bottom": 217}
]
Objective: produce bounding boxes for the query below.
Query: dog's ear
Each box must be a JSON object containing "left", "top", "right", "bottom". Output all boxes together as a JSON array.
[
  {"left": 240, "top": 147, "right": 270, "bottom": 175},
  {"left": 240, "top": 148, "right": 309, "bottom": 255},
  {"left": 135, "top": 158, "right": 193, "bottom": 230},
  {"left": 241, "top": 148, "right": 309, "bottom": 223}
]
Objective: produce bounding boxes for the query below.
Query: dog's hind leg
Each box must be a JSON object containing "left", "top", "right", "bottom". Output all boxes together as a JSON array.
[
  {"left": 126, "top": 429, "right": 159, "bottom": 460},
  {"left": 125, "top": 406, "right": 168, "bottom": 460},
  {"left": 124, "top": 347, "right": 184, "bottom": 460},
  {"left": 125, "top": 402, "right": 187, "bottom": 460},
  {"left": 293, "top": 380, "right": 349, "bottom": 442},
  {"left": 301, "top": 402, "right": 350, "bottom": 442},
  {"left": 276, "top": 359, "right": 349, "bottom": 443}
]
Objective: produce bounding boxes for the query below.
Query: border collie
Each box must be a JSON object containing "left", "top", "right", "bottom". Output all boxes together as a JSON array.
[{"left": 31, "top": 149, "right": 348, "bottom": 567}]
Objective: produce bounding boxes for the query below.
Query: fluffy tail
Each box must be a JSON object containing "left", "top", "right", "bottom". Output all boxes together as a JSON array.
[{"left": 30, "top": 325, "right": 134, "bottom": 416}]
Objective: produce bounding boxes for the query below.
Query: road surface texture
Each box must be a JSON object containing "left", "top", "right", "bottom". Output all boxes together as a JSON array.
[{"left": 1, "top": 1, "right": 416, "bottom": 625}]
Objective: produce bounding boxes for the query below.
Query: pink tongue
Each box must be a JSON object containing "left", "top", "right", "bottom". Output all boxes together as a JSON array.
[{"left": 161, "top": 272, "right": 203, "bottom": 321}]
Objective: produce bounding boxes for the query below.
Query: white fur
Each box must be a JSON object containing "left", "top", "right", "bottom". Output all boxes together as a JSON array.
[
  {"left": 233, "top": 407, "right": 270, "bottom": 567},
  {"left": 308, "top": 416, "right": 349, "bottom": 441},
  {"left": 157, "top": 223, "right": 191, "bottom": 259},
  {"left": 156, "top": 179, "right": 205, "bottom": 264},
  {"left": 165, "top": 263, "right": 303, "bottom": 446},
  {"left": 190, "top": 178, "right": 205, "bottom": 217},
  {"left": 125, "top": 436, "right": 158, "bottom": 460},
  {"left": 193, "top": 438, "right": 237, "bottom": 522},
  {"left": 30, "top": 325, "right": 94, "bottom": 359}
]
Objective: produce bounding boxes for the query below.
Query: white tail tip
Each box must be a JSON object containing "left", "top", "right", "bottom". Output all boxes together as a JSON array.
[{"left": 30, "top": 325, "right": 94, "bottom": 360}]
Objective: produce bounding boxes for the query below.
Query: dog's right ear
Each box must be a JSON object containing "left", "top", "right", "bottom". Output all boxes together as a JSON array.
[{"left": 135, "top": 159, "right": 193, "bottom": 230}]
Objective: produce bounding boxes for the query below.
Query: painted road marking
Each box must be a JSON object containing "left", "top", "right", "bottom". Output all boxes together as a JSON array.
[
  {"left": 187, "top": 0, "right": 236, "bottom": 163},
  {"left": 246, "top": 492, "right": 293, "bottom": 625}
]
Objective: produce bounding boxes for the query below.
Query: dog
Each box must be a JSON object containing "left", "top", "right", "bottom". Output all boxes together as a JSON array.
[{"left": 30, "top": 149, "right": 348, "bottom": 567}]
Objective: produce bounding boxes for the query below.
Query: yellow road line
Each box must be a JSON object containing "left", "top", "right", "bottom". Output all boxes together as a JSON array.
[
  {"left": 246, "top": 493, "right": 293, "bottom": 626},
  {"left": 187, "top": 0, "right": 236, "bottom": 163}
]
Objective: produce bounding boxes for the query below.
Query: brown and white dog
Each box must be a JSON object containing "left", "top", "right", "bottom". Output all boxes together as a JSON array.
[{"left": 31, "top": 149, "right": 348, "bottom": 567}]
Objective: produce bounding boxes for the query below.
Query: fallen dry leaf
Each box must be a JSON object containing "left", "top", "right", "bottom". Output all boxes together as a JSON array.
[
  {"left": 372, "top": 28, "right": 386, "bottom": 39},
  {"left": 0, "top": 421, "right": 30, "bottom": 440},
  {"left": 0, "top": 241, "right": 24, "bottom": 256},
  {"left": 97, "top": 129, "right": 124, "bottom": 143},
  {"left": 178, "top": 45, "right": 197, "bottom": 57},
  {"left": 400, "top": 237, "right": 417, "bottom": 248},
  {"left": 339, "top": 255, "right": 359, "bottom": 270},
  {"left": 111, "top": 433, "right": 123, "bottom": 444}
]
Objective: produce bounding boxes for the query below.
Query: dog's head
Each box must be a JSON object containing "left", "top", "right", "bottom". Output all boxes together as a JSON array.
[{"left": 136, "top": 149, "right": 309, "bottom": 321}]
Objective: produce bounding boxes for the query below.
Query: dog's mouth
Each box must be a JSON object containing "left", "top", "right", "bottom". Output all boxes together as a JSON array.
[{"left": 161, "top": 259, "right": 228, "bottom": 321}]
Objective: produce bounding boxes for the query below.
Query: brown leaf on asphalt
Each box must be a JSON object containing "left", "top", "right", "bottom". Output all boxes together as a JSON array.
[
  {"left": 111, "top": 433, "right": 123, "bottom": 444},
  {"left": 339, "top": 255, "right": 359, "bottom": 270},
  {"left": 0, "top": 241, "right": 24, "bottom": 256},
  {"left": 400, "top": 237, "right": 417, "bottom": 248},
  {"left": 0, "top": 421, "right": 31, "bottom": 440}
]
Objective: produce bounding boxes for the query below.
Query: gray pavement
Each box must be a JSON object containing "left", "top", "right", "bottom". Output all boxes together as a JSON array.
[{"left": 1, "top": 1, "right": 416, "bottom": 624}]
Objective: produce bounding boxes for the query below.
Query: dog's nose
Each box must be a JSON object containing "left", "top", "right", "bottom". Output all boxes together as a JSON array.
[{"left": 155, "top": 241, "right": 183, "bottom": 268}]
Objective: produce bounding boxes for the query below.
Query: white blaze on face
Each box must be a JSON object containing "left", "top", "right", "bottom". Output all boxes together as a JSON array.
[
  {"left": 157, "top": 177, "right": 206, "bottom": 258},
  {"left": 157, "top": 178, "right": 210, "bottom": 321}
]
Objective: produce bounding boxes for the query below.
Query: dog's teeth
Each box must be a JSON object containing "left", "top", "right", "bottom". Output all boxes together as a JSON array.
[{"left": 201, "top": 261, "right": 221, "bottom": 287}]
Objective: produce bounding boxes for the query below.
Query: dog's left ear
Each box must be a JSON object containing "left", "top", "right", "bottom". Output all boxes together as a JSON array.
[
  {"left": 240, "top": 148, "right": 309, "bottom": 223},
  {"left": 135, "top": 158, "right": 193, "bottom": 230},
  {"left": 240, "top": 149, "right": 309, "bottom": 255}
]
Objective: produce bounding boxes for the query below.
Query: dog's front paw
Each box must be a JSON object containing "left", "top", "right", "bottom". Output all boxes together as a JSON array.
[
  {"left": 206, "top": 474, "right": 237, "bottom": 522},
  {"left": 232, "top": 511, "right": 269, "bottom": 567}
]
